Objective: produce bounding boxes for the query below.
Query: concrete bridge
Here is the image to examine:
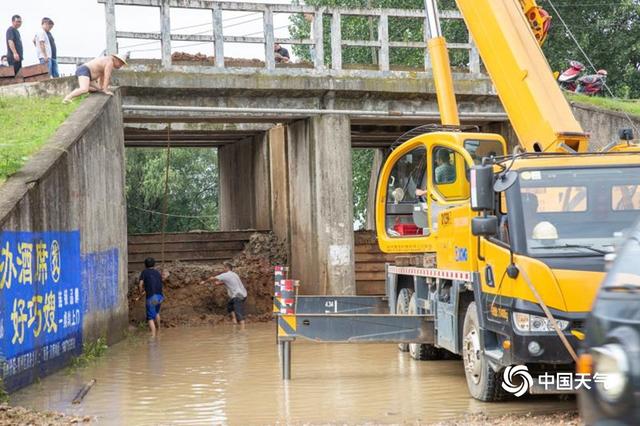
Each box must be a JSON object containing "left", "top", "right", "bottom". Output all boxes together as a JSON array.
[{"left": 62, "top": 0, "right": 510, "bottom": 295}]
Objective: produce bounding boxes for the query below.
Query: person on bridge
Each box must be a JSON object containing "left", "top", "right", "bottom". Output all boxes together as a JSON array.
[
  {"left": 62, "top": 53, "right": 127, "bottom": 104},
  {"left": 274, "top": 43, "right": 290, "bottom": 63},
  {"left": 139, "top": 257, "right": 165, "bottom": 337},
  {"left": 34, "top": 17, "right": 58, "bottom": 78},
  {"left": 5, "top": 15, "right": 23, "bottom": 75},
  {"left": 201, "top": 261, "right": 248, "bottom": 328}
]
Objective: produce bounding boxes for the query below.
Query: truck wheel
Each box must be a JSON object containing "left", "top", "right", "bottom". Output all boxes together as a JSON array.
[
  {"left": 408, "top": 292, "right": 443, "bottom": 360},
  {"left": 462, "top": 302, "right": 505, "bottom": 401},
  {"left": 396, "top": 288, "right": 413, "bottom": 352}
]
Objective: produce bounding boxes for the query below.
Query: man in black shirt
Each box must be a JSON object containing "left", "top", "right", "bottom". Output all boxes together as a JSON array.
[
  {"left": 274, "top": 43, "right": 290, "bottom": 63},
  {"left": 138, "top": 257, "right": 165, "bottom": 336},
  {"left": 6, "top": 15, "right": 23, "bottom": 75}
]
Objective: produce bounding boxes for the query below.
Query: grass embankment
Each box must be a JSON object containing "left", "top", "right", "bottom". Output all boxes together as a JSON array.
[
  {"left": 0, "top": 96, "right": 80, "bottom": 183},
  {"left": 567, "top": 93, "right": 640, "bottom": 117}
]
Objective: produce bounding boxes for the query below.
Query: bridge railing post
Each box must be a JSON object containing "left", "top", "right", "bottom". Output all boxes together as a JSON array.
[
  {"left": 159, "top": 0, "right": 171, "bottom": 68},
  {"left": 378, "top": 13, "right": 389, "bottom": 72},
  {"left": 105, "top": 0, "right": 117, "bottom": 55},
  {"left": 264, "top": 6, "right": 276, "bottom": 71},
  {"left": 423, "top": 15, "right": 431, "bottom": 72},
  {"left": 331, "top": 12, "right": 342, "bottom": 71},
  {"left": 313, "top": 10, "right": 325, "bottom": 71},
  {"left": 468, "top": 33, "right": 480, "bottom": 74},
  {"left": 212, "top": 4, "right": 225, "bottom": 68}
]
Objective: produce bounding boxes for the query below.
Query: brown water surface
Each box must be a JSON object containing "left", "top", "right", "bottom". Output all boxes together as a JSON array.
[{"left": 11, "top": 323, "right": 574, "bottom": 425}]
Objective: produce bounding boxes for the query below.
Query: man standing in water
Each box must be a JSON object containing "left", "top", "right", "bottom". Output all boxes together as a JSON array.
[
  {"left": 62, "top": 53, "right": 127, "bottom": 104},
  {"left": 201, "top": 262, "right": 248, "bottom": 327},
  {"left": 139, "top": 257, "right": 164, "bottom": 337}
]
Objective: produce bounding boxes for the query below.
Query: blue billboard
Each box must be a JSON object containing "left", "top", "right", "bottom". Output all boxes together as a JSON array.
[{"left": 0, "top": 231, "right": 83, "bottom": 389}]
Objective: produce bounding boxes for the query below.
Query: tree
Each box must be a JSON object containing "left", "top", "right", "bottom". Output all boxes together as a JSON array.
[
  {"left": 352, "top": 148, "right": 375, "bottom": 229},
  {"left": 539, "top": 0, "right": 640, "bottom": 98},
  {"left": 126, "top": 148, "right": 219, "bottom": 234}
]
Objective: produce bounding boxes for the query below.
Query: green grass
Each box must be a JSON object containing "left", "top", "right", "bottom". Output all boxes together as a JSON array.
[
  {"left": 67, "top": 337, "right": 108, "bottom": 371},
  {"left": 0, "top": 96, "right": 80, "bottom": 182},
  {"left": 567, "top": 93, "right": 640, "bottom": 117}
]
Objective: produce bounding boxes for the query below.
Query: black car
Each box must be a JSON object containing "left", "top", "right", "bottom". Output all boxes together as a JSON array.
[{"left": 579, "top": 223, "right": 640, "bottom": 424}]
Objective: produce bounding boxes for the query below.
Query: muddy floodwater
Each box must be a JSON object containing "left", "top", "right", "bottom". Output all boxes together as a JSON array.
[{"left": 11, "top": 323, "right": 574, "bottom": 424}]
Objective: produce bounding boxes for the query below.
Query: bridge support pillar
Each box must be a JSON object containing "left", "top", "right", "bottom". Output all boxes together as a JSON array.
[
  {"left": 219, "top": 134, "right": 271, "bottom": 230},
  {"left": 286, "top": 115, "right": 356, "bottom": 295}
]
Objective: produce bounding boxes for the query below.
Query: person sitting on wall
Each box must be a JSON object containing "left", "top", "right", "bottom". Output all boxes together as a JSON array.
[
  {"left": 62, "top": 53, "right": 128, "bottom": 104},
  {"left": 200, "top": 261, "right": 248, "bottom": 328},
  {"left": 139, "top": 257, "right": 165, "bottom": 337},
  {"left": 274, "top": 43, "right": 290, "bottom": 63}
]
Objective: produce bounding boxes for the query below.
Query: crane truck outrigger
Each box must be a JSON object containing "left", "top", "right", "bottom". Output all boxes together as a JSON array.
[{"left": 276, "top": 0, "right": 640, "bottom": 401}]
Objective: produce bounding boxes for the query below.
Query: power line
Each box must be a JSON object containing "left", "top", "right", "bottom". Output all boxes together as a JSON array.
[
  {"left": 120, "top": 12, "right": 261, "bottom": 51},
  {"left": 130, "top": 205, "right": 217, "bottom": 219}
]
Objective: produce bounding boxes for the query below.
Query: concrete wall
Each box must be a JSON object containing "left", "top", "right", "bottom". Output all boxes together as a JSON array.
[
  {"left": 571, "top": 103, "right": 640, "bottom": 151},
  {"left": 218, "top": 135, "right": 271, "bottom": 231},
  {"left": 287, "top": 115, "right": 356, "bottom": 295},
  {"left": 0, "top": 93, "right": 128, "bottom": 392}
]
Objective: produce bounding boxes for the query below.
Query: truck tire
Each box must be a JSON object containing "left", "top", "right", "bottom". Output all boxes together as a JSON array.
[
  {"left": 462, "top": 302, "right": 505, "bottom": 401},
  {"left": 408, "top": 292, "right": 443, "bottom": 360},
  {"left": 396, "top": 288, "right": 412, "bottom": 352}
]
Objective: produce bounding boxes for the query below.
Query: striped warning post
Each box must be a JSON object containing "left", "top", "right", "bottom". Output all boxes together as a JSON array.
[
  {"left": 273, "top": 266, "right": 289, "bottom": 313},
  {"left": 278, "top": 314, "right": 297, "bottom": 338}
]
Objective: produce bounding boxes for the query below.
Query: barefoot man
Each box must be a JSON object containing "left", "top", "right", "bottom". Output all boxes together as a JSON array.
[{"left": 63, "top": 53, "right": 127, "bottom": 103}]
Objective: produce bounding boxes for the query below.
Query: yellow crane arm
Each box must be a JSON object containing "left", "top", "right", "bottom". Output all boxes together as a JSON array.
[{"left": 456, "top": 0, "right": 588, "bottom": 153}]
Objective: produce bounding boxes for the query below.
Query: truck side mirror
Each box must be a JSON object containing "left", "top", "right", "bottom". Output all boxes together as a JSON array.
[
  {"left": 470, "top": 165, "right": 494, "bottom": 211},
  {"left": 472, "top": 216, "right": 498, "bottom": 237}
]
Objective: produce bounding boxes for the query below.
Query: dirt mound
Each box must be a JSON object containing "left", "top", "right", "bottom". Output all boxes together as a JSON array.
[
  {"left": 0, "top": 404, "right": 91, "bottom": 425},
  {"left": 170, "top": 51, "right": 314, "bottom": 68},
  {"left": 128, "top": 232, "right": 287, "bottom": 328}
]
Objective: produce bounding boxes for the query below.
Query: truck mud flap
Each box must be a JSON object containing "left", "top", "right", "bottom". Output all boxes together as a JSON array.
[
  {"left": 292, "top": 314, "right": 435, "bottom": 343},
  {"left": 295, "top": 296, "right": 388, "bottom": 314}
]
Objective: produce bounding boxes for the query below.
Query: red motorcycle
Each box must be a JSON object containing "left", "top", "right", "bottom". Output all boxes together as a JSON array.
[
  {"left": 557, "top": 60, "right": 585, "bottom": 91},
  {"left": 576, "top": 69, "right": 607, "bottom": 96}
]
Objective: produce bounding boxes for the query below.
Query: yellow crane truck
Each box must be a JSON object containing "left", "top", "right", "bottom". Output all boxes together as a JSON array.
[{"left": 278, "top": 0, "right": 640, "bottom": 401}]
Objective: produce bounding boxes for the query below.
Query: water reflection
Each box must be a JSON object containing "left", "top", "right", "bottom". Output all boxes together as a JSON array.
[{"left": 11, "top": 323, "right": 574, "bottom": 424}]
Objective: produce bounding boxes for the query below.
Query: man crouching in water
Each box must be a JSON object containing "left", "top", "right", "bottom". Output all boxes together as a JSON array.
[
  {"left": 201, "top": 262, "right": 248, "bottom": 328},
  {"left": 62, "top": 53, "right": 127, "bottom": 104}
]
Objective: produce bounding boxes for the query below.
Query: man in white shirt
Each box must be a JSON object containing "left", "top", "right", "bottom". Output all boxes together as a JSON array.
[
  {"left": 201, "top": 261, "right": 248, "bottom": 327},
  {"left": 34, "top": 17, "right": 58, "bottom": 77}
]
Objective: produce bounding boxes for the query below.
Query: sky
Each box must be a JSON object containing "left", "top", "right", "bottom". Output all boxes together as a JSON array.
[{"left": 1, "top": 0, "right": 296, "bottom": 76}]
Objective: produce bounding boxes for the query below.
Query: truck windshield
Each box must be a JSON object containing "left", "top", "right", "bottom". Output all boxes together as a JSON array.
[{"left": 519, "top": 167, "right": 640, "bottom": 257}]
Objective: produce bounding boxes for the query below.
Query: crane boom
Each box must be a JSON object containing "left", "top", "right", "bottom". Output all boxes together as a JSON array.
[{"left": 456, "top": 0, "right": 589, "bottom": 153}]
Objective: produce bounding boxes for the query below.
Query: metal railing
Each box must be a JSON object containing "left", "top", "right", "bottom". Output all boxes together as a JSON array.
[{"left": 90, "top": 0, "right": 480, "bottom": 76}]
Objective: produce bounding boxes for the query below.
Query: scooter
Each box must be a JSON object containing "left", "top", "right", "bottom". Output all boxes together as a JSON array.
[
  {"left": 557, "top": 60, "right": 585, "bottom": 91},
  {"left": 576, "top": 69, "right": 607, "bottom": 96}
]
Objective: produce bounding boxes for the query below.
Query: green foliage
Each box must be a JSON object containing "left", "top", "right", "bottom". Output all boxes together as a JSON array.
[
  {"left": 0, "top": 96, "right": 79, "bottom": 182},
  {"left": 540, "top": 0, "right": 640, "bottom": 98},
  {"left": 126, "top": 147, "right": 219, "bottom": 234},
  {"left": 289, "top": 0, "right": 468, "bottom": 69},
  {"left": 352, "top": 148, "right": 375, "bottom": 229},
  {"left": 68, "top": 337, "right": 108, "bottom": 371}
]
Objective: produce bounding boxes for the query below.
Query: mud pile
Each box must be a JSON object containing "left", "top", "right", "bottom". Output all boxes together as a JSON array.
[
  {"left": 170, "top": 51, "right": 313, "bottom": 68},
  {"left": 0, "top": 404, "right": 91, "bottom": 425},
  {"left": 434, "top": 411, "right": 579, "bottom": 426},
  {"left": 128, "top": 232, "right": 287, "bottom": 328}
]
